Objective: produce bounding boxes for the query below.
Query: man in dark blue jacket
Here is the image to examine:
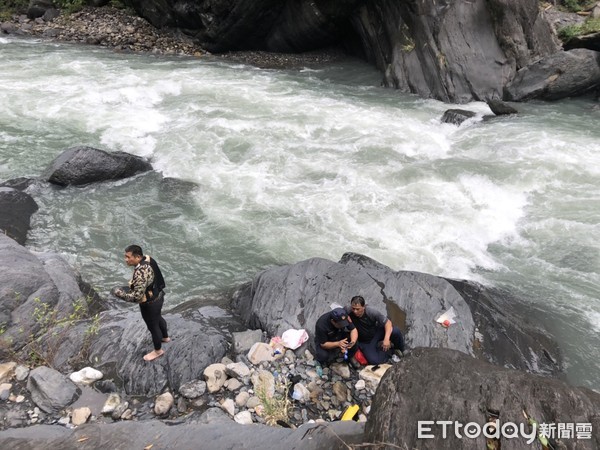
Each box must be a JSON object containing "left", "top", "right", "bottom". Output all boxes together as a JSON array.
[{"left": 347, "top": 295, "right": 405, "bottom": 365}]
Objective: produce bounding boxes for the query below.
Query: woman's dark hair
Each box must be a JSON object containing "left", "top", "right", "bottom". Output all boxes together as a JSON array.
[
  {"left": 125, "top": 245, "right": 143, "bottom": 257},
  {"left": 350, "top": 295, "right": 365, "bottom": 306}
]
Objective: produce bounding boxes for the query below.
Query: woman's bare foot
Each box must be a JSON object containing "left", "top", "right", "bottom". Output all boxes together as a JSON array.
[
  {"left": 143, "top": 349, "right": 164, "bottom": 361},
  {"left": 162, "top": 337, "right": 171, "bottom": 343}
]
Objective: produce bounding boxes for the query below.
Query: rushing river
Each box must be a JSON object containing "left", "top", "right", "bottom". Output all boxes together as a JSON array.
[{"left": 1, "top": 36, "right": 599, "bottom": 391}]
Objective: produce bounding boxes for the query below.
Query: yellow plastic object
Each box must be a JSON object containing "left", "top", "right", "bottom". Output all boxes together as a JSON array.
[{"left": 341, "top": 404, "right": 360, "bottom": 421}]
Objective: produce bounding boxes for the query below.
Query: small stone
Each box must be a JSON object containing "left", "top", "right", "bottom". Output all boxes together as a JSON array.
[
  {"left": 220, "top": 398, "right": 235, "bottom": 417},
  {"left": 57, "top": 415, "right": 70, "bottom": 426},
  {"left": 72, "top": 407, "right": 91, "bottom": 426},
  {"left": 235, "top": 391, "right": 250, "bottom": 408},
  {"left": 224, "top": 378, "right": 242, "bottom": 391},
  {"left": 0, "top": 362, "right": 17, "bottom": 383},
  {"left": 121, "top": 409, "right": 134, "bottom": 420},
  {"left": 233, "top": 410, "right": 253, "bottom": 424},
  {"left": 101, "top": 393, "right": 121, "bottom": 414},
  {"left": 15, "top": 365, "right": 29, "bottom": 382},
  {"left": 204, "top": 364, "right": 228, "bottom": 393},
  {"left": 154, "top": 392, "right": 174, "bottom": 416},
  {"left": 112, "top": 401, "right": 129, "bottom": 420},
  {"left": 355, "top": 380, "right": 366, "bottom": 390}
]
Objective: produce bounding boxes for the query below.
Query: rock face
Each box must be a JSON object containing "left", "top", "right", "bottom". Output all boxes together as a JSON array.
[
  {"left": 365, "top": 348, "right": 600, "bottom": 449},
  {"left": 504, "top": 48, "right": 600, "bottom": 101},
  {"left": 353, "top": 0, "right": 556, "bottom": 102},
  {"left": 123, "top": 0, "right": 561, "bottom": 102},
  {"left": 0, "top": 187, "right": 38, "bottom": 245},
  {"left": 0, "top": 234, "right": 104, "bottom": 359},
  {"left": 232, "top": 252, "right": 560, "bottom": 376},
  {"left": 44, "top": 146, "right": 152, "bottom": 186}
]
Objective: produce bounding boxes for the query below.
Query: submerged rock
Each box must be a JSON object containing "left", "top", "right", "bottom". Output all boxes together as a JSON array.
[{"left": 44, "top": 146, "right": 152, "bottom": 186}]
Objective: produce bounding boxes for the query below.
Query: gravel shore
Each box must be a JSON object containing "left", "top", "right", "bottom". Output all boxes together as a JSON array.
[{"left": 0, "top": 6, "right": 351, "bottom": 69}]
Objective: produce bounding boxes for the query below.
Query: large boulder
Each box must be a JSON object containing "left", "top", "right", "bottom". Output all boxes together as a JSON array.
[
  {"left": 44, "top": 146, "right": 152, "bottom": 187},
  {"left": 48, "top": 305, "right": 235, "bottom": 396},
  {"left": 0, "top": 234, "right": 108, "bottom": 359},
  {"left": 27, "top": 0, "right": 54, "bottom": 19},
  {"left": 0, "top": 187, "right": 38, "bottom": 245},
  {"left": 504, "top": 49, "right": 600, "bottom": 101},
  {"left": 232, "top": 253, "right": 560, "bottom": 376},
  {"left": 365, "top": 348, "right": 600, "bottom": 449}
]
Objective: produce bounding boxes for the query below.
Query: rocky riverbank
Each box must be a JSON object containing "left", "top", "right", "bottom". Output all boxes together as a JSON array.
[{"left": 0, "top": 6, "right": 351, "bottom": 69}]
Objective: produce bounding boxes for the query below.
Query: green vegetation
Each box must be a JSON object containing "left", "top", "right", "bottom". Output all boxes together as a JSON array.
[
  {"left": 255, "top": 375, "right": 291, "bottom": 426},
  {"left": 558, "top": 18, "right": 600, "bottom": 42},
  {"left": 0, "top": 0, "right": 28, "bottom": 20},
  {"left": 55, "top": 0, "right": 85, "bottom": 14},
  {"left": 560, "top": 0, "right": 596, "bottom": 13},
  {"left": 24, "top": 296, "right": 101, "bottom": 369}
]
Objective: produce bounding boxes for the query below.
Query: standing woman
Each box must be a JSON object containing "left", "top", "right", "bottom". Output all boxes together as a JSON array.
[{"left": 111, "top": 244, "right": 169, "bottom": 361}]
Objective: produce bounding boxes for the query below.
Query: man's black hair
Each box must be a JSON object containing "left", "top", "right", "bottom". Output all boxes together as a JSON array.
[
  {"left": 351, "top": 295, "right": 365, "bottom": 306},
  {"left": 125, "top": 245, "right": 143, "bottom": 257}
]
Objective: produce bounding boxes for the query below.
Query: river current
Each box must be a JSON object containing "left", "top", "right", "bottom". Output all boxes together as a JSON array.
[{"left": 1, "top": 36, "right": 599, "bottom": 391}]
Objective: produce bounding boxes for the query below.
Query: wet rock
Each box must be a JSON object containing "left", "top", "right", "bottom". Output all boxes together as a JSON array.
[
  {"left": 232, "top": 330, "right": 264, "bottom": 354},
  {"left": 0, "top": 187, "right": 38, "bottom": 245},
  {"left": 441, "top": 109, "right": 477, "bottom": 126},
  {"left": 0, "top": 363, "right": 17, "bottom": 384},
  {"left": 44, "top": 146, "right": 152, "bottom": 187},
  {"left": 486, "top": 99, "right": 518, "bottom": 115},
  {"left": 505, "top": 49, "right": 600, "bottom": 101}
]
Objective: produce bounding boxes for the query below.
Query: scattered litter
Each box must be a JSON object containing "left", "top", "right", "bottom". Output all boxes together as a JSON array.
[
  {"left": 281, "top": 329, "right": 308, "bottom": 350},
  {"left": 436, "top": 307, "right": 457, "bottom": 327}
]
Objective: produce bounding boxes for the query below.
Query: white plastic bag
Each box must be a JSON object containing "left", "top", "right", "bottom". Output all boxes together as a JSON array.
[
  {"left": 436, "top": 306, "right": 457, "bottom": 327},
  {"left": 281, "top": 328, "right": 309, "bottom": 350}
]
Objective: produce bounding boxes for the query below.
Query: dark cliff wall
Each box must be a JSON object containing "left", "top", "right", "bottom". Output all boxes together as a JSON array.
[{"left": 122, "top": 0, "right": 562, "bottom": 102}]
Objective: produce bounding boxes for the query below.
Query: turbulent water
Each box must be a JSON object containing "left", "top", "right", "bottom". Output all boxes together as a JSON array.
[{"left": 1, "top": 36, "right": 599, "bottom": 391}]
